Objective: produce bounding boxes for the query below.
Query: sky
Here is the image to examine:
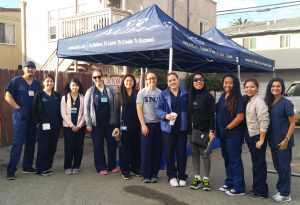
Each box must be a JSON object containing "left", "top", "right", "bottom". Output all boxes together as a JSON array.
[
  {"left": 1, "top": 0, "right": 300, "bottom": 29},
  {"left": 215, "top": 0, "right": 300, "bottom": 28}
]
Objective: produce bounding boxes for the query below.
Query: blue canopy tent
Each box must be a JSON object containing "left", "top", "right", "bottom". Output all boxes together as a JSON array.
[
  {"left": 201, "top": 27, "right": 275, "bottom": 78},
  {"left": 57, "top": 5, "right": 240, "bottom": 73}
]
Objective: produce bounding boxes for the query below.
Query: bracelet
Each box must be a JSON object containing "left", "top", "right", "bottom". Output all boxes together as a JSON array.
[{"left": 285, "top": 137, "right": 290, "bottom": 141}]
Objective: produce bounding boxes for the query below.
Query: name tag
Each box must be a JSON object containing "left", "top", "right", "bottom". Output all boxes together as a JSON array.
[
  {"left": 120, "top": 125, "right": 127, "bottom": 131},
  {"left": 28, "top": 91, "right": 34, "bottom": 96},
  {"left": 71, "top": 107, "right": 77, "bottom": 114},
  {"left": 42, "top": 123, "right": 51, "bottom": 130},
  {"left": 101, "top": 97, "right": 108, "bottom": 103}
]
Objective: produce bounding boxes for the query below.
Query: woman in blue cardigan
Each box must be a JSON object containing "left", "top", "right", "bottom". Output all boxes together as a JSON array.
[{"left": 155, "top": 72, "right": 189, "bottom": 187}]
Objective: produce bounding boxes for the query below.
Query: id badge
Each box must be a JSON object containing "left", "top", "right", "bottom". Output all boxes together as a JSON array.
[
  {"left": 28, "top": 90, "right": 34, "bottom": 96},
  {"left": 71, "top": 107, "right": 77, "bottom": 114},
  {"left": 42, "top": 123, "right": 51, "bottom": 130},
  {"left": 101, "top": 97, "right": 108, "bottom": 103},
  {"left": 120, "top": 125, "right": 127, "bottom": 131}
]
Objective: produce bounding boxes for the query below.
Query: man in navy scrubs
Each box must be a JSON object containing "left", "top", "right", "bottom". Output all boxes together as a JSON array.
[{"left": 5, "top": 61, "right": 41, "bottom": 180}]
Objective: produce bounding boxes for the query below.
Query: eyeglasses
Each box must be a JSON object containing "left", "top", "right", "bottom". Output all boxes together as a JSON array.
[
  {"left": 146, "top": 77, "right": 156, "bottom": 81},
  {"left": 92, "top": 75, "right": 102, "bottom": 80},
  {"left": 193, "top": 77, "right": 204, "bottom": 82}
]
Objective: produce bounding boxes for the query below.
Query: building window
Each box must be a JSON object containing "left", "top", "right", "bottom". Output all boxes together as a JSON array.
[
  {"left": 243, "top": 38, "right": 256, "bottom": 49},
  {"left": 0, "top": 23, "right": 16, "bottom": 45},
  {"left": 199, "top": 20, "right": 208, "bottom": 35},
  {"left": 280, "top": 35, "right": 290, "bottom": 48},
  {"left": 48, "top": 10, "right": 58, "bottom": 40}
]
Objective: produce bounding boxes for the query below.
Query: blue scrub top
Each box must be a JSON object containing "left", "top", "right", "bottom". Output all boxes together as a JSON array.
[
  {"left": 71, "top": 96, "right": 80, "bottom": 125},
  {"left": 267, "top": 97, "right": 294, "bottom": 149},
  {"left": 170, "top": 90, "right": 181, "bottom": 132},
  {"left": 6, "top": 76, "right": 41, "bottom": 120},
  {"left": 216, "top": 93, "right": 245, "bottom": 138},
  {"left": 41, "top": 91, "right": 61, "bottom": 129},
  {"left": 94, "top": 88, "right": 110, "bottom": 127}
]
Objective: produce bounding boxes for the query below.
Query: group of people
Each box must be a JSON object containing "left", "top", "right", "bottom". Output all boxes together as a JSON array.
[{"left": 4, "top": 61, "right": 295, "bottom": 203}]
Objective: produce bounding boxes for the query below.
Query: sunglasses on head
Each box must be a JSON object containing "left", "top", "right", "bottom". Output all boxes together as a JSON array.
[
  {"left": 193, "top": 77, "right": 204, "bottom": 82},
  {"left": 93, "top": 75, "right": 102, "bottom": 80}
]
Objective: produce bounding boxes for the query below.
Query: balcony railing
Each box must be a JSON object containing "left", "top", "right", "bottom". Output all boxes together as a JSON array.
[{"left": 59, "top": 7, "right": 130, "bottom": 39}]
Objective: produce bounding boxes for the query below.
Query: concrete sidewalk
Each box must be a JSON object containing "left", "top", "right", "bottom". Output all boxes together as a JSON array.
[{"left": 0, "top": 129, "right": 299, "bottom": 205}]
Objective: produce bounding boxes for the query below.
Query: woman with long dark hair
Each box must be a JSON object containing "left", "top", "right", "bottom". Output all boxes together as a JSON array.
[
  {"left": 33, "top": 74, "right": 62, "bottom": 176},
  {"left": 61, "top": 79, "right": 85, "bottom": 174},
  {"left": 114, "top": 74, "right": 141, "bottom": 180},
  {"left": 187, "top": 73, "right": 215, "bottom": 191},
  {"left": 265, "top": 77, "right": 295, "bottom": 203},
  {"left": 244, "top": 78, "right": 269, "bottom": 199},
  {"left": 216, "top": 74, "right": 245, "bottom": 196}
]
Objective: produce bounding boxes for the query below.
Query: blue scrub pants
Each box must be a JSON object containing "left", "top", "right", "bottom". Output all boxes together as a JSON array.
[
  {"left": 271, "top": 147, "right": 292, "bottom": 196},
  {"left": 163, "top": 130, "right": 187, "bottom": 180},
  {"left": 141, "top": 123, "right": 163, "bottom": 180},
  {"left": 119, "top": 129, "right": 141, "bottom": 175},
  {"left": 64, "top": 127, "right": 85, "bottom": 170},
  {"left": 36, "top": 127, "right": 60, "bottom": 173},
  {"left": 92, "top": 125, "right": 117, "bottom": 172},
  {"left": 246, "top": 135, "right": 268, "bottom": 197},
  {"left": 7, "top": 113, "right": 36, "bottom": 174},
  {"left": 220, "top": 134, "right": 245, "bottom": 193}
]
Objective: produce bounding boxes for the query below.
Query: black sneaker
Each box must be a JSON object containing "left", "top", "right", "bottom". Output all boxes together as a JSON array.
[
  {"left": 132, "top": 170, "right": 141, "bottom": 177},
  {"left": 22, "top": 167, "right": 37, "bottom": 174},
  {"left": 39, "top": 171, "right": 52, "bottom": 176},
  {"left": 6, "top": 173, "right": 16, "bottom": 180},
  {"left": 249, "top": 193, "right": 268, "bottom": 199},
  {"left": 122, "top": 174, "right": 132, "bottom": 180}
]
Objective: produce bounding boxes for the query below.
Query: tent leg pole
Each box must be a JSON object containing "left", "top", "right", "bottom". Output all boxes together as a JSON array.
[
  {"left": 168, "top": 47, "right": 173, "bottom": 73},
  {"left": 237, "top": 64, "right": 241, "bottom": 83},
  {"left": 140, "top": 68, "right": 144, "bottom": 90},
  {"left": 55, "top": 56, "right": 59, "bottom": 91},
  {"left": 123, "top": 66, "right": 128, "bottom": 75}
]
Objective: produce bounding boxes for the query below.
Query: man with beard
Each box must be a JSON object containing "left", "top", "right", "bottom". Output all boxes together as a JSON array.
[{"left": 5, "top": 61, "right": 41, "bottom": 180}]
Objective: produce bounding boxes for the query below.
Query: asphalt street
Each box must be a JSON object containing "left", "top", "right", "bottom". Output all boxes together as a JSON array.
[{"left": 0, "top": 129, "right": 299, "bottom": 205}]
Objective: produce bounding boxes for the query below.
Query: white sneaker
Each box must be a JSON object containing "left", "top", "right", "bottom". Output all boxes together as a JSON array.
[
  {"left": 65, "top": 169, "right": 72, "bottom": 175},
  {"left": 72, "top": 168, "right": 80, "bottom": 174},
  {"left": 179, "top": 180, "right": 186, "bottom": 187},
  {"left": 272, "top": 192, "right": 280, "bottom": 199},
  {"left": 273, "top": 194, "right": 291, "bottom": 203},
  {"left": 170, "top": 178, "right": 179, "bottom": 187}
]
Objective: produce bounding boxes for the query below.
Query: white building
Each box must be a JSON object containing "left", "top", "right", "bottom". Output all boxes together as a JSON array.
[
  {"left": 23, "top": 0, "right": 216, "bottom": 73},
  {"left": 221, "top": 17, "right": 300, "bottom": 90}
]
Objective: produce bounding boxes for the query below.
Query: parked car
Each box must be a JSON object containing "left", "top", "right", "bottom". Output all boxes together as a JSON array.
[{"left": 284, "top": 81, "right": 300, "bottom": 126}]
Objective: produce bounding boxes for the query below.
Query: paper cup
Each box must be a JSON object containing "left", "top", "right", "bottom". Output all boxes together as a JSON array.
[{"left": 169, "top": 112, "right": 178, "bottom": 126}]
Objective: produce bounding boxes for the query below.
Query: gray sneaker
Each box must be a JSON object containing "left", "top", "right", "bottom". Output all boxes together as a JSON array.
[
  {"left": 65, "top": 169, "right": 72, "bottom": 175},
  {"left": 142, "top": 178, "right": 151, "bottom": 183},
  {"left": 72, "top": 169, "right": 80, "bottom": 174}
]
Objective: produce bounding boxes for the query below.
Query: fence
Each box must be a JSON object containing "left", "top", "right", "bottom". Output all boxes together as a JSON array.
[{"left": 0, "top": 68, "right": 94, "bottom": 147}]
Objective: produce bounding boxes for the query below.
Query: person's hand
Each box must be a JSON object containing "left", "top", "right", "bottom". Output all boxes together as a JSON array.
[
  {"left": 165, "top": 114, "right": 174, "bottom": 121},
  {"left": 71, "top": 126, "right": 80, "bottom": 133},
  {"left": 86, "top": 126, "right": 92, "bottom": 132},
  {"left": 256, "top": 139, "right": 264, "bottom": 149},
  {"left": 141, "top": 124, "right": 149, "bottom": 136},
  {"left": 278, "top": 138, "right": 288, "bottom": 151},
  {"left": 112, "top": 128, "right": 120, "bottom": 138},
  {"left": 209, "top": 131, "right": 215, "bottom": 142}
]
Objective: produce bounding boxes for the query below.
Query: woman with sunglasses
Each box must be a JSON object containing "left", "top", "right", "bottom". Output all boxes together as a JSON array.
[
  {"left": 216, "top": 74, "right": 245, "bottom": 196},
  {"left": 114, "top": 74, "right": 141, "bottom": 180},
  {"left": 33, "top": 74, "right": 62, "bottom": 176},
  {"left": 265, "top": 77, "right": 295, "bottom": 203},
  {"left": 61, "top": 78, "right": 85, "bottom": 175},
  {"left": 84, "top": 70, "right": 119, "bottom": 175},
  {"left": 188, "top": 73, "right": 215, "bottom": 191},
  {"left": 155, "top": 72, "right": 189, "bottom": 187}
]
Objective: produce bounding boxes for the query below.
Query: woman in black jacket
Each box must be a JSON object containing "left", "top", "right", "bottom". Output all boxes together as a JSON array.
[
  {"left": 33, "top": 74, "right": 61, "bottom": 176},
  {"left": 188, "top": 73, "right": 215, "bottom": 191}
]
